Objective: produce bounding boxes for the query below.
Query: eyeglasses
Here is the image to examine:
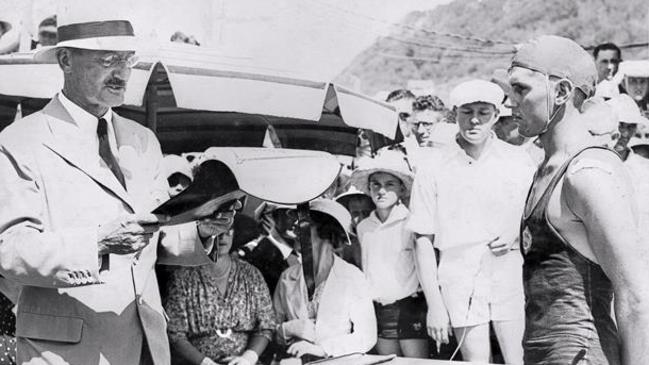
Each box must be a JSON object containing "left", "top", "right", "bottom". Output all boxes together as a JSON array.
[
  {"left": 95, "top": 53, "right": 139, "bottom": 68},
  {"left": 414, "top": 121, "right": 435, "bottom": 130}
]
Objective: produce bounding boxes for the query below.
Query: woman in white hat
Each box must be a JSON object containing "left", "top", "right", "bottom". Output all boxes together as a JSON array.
[
  {"left": 273, "top": 199, "right": 377, "bottom": 360},
  {"left": 351, "top": 150, "right": 430, "bottom": 358},
  {"left": 408, "top": 79, "right": 535, "bottom": 364}
]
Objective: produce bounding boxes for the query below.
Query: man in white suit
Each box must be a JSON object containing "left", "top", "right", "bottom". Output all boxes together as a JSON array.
[{"left": 0, "top": 4, "right": 215, "bottom": 365}]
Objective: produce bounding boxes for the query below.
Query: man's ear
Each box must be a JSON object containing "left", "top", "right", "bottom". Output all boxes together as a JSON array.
[
  {"left": 555, "top": 79, "right": 574, "bottom": 106},
  {"left": 55, "top": 48, "right": 73, "bottom": 73}
]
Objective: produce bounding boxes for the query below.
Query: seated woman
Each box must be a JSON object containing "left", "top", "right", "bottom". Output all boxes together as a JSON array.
[
  {"left": 165, "top": 197, "right": 276, "bottom": 365},
  {"left": 274, "top": 199, "right": 377, "bottom": 359}
]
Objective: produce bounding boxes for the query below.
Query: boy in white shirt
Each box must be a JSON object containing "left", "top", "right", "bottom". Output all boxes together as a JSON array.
[
  {"left": 408, "top": 80, "right": 534, "bottom": 365},
  {"left": 351, "top": 150, "right": 429, "bottom": 358}
]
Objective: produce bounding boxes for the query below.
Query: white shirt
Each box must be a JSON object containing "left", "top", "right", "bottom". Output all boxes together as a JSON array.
[
  {"left": 58, "top": 92, "right": 118, "bottom": 159},
  {"left": 273, "top": 256, "right": 377, "bottom": 357},
  {"left": 357, "top": 204, "right": 419, "bottom": 304},
  {"left": 407, "top": 135, "right": 535, "bottom": 251}
]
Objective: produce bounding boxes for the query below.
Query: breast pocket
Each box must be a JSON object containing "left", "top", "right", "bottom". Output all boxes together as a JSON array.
[{"left": 16, "top": 312, "right": 83, "bottom": 344}]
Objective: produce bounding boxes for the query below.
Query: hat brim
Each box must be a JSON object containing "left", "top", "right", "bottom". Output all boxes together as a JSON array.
[
  {"left": 0, "top": 21, "right": 11, "bottom": 32},
  {"left": 33, "top": 36, "right": 140, "bottom": 63},
  {"left": 350, "top": 168, "right": 413, "bottom": 197}
]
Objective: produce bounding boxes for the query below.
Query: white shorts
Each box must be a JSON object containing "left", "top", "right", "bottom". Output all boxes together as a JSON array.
[{"left": 437, "top": 247, "right": 524, "bottom": 328}]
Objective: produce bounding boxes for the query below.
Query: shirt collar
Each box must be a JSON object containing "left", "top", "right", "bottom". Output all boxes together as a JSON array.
[
  {"left": 451, "top": 132, "right": 500, "bottom": 161},
  {"left": 58, "top": 92, "right": 117, "bottom": 153},
  {"left": 368, "top": 203, "right": 410, "bottom": 226}
]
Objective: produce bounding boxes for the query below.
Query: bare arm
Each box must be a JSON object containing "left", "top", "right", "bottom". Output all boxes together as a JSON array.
[
  {"left": 564, "top": 156, "right": 649, "bottom": 364},
  {"left": 414, "top": 233, "right": 451, "bottom": 347},
  {"left": 169, "top": 337, "right": 208, "bottom": 365}
]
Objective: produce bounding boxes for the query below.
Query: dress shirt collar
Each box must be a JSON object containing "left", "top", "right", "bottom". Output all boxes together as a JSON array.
[{"left": 58, "top": 92, "right": 117, "bottom": 155}]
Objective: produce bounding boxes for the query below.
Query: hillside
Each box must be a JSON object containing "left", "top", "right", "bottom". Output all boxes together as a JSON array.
[{"left": 336, "top": 0, "right": 649, "bottom": 98}]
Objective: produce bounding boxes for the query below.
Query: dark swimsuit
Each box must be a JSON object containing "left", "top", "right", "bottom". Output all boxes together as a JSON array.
[{"left": 520, "top": 147, "right": 621, "bottom": 365}]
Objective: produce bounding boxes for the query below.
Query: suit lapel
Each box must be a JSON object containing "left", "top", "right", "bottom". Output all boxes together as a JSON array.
[{"left": 40, "top": 97, "right": 135, "bottom": 212}]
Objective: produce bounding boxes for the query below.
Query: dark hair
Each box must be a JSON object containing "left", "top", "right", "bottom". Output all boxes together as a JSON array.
[
  {"left": 593, "top": 43, "right": 621, "bottom": 60},
  {"left": 412, "top": 94, "right": 447, "bottom": 112},
  {"left": 309, "top": 211, "right": 347, "bottom": 248},
  {"left": 39, "top": 15, "right": 56, "bottom": 28},
  {"left": 386, "top": 89, "right": 416, "bottom": 103}
]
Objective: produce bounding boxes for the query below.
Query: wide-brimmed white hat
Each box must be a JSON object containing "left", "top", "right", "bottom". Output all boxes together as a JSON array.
[
  {"left": 34, "top": 1, "right": 139, "bottom": 63},
  {"left": 606, "top": 94, "right": 649, "bottom": 127},
  {"left": 450, "top": 79, "right": 504, "bottom": 108},
  {"left": 350, "top": 149, "right": 414, "bottom": 196},
  {"left": 304, "top": 199, "right": 353, "bottom": 246}
]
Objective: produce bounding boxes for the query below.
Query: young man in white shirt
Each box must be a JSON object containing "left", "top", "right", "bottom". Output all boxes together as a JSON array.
[{"left": 408, "top": 80, "right": 535, "bottom": 365}]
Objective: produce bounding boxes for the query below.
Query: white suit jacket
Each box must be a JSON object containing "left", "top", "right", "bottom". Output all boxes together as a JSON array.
[
  {"left": 0, "top": 96, "right": 211, "bottom": 365},
  {"left": 273, "top": 256, "right": 377, "bottom": 357}
]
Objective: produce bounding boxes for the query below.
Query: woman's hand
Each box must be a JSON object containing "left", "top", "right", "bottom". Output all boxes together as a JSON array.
[
  {"left": 197, "top": 212, "right": 235, "bottom": 239},
  {"left": 287, "top": 341, "right": 326, "bottom": 358},
  {"left": 426, "top": 305, "right": 451, "bottom": 352},
  {"left": 224, "top": 350, "right": 258, "bottom": 365},
  {"left": 200, "top": 357, "right": 218, "bottom": 365}
]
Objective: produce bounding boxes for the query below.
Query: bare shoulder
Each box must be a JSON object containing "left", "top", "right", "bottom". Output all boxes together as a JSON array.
[{"left": 563, "top": 148, "right": 634, "bottom": 215}]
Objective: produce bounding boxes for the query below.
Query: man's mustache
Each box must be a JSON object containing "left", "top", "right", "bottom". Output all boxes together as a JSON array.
[{"left": 105, "top": 79, "right": 127, "bottom": 88}]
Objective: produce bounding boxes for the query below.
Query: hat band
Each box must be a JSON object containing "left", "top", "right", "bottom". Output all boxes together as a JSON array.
[{"left": 58, "top": 20, "right": 134, "bottom": 42}]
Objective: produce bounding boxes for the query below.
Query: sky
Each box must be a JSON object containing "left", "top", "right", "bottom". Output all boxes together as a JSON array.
[{"left": 0, "top": 0, "right": 450, "bottom": 81}]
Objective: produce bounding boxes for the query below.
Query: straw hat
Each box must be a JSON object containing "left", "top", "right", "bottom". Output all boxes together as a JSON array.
[
  {"left": 34, "top": 0, "right": 139, "bottom": 63},
  {"left": 350, "top": 149, "right": 414, "bottom": 196}
]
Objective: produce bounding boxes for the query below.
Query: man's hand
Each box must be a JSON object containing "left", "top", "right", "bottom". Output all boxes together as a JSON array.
[
  {"left": 487, "top": 236, "right": 510, "bottom": 256},
  {"left": 426, "top": 305, "right": 451, "bottom": 353},
  {"left": 97, "top": 214, "right": 165, "bottom": 255},
  {"left": 287, "top": 341, "right": 326, "bottom": 358},
  {"left": 282, "top": 319, "right": 316, "bottom": 342}
]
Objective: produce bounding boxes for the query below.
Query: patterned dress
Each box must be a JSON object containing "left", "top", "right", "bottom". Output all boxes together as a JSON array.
[
  {"left": 0, "top": 294, "right": 15, "bottom": 365},
  {"left": 165, "top": 258, "right": 276, "bottom": 361}
]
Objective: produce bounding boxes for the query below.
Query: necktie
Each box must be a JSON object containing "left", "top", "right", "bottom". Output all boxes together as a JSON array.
[{"left": 97, "top": 118, "right": 125, "bottom": 188}]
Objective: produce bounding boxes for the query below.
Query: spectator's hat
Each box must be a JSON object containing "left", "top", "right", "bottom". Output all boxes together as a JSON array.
[
  {"left": 450, "top": 79, "right": 504, "bottom": 109},
  {"left": 620, "top": 60, "right": 649, "bottom": 78},
  {"left": 510, "top": 35, "right": 597, "bottom": 97},
  {"left": 34, "top": 1, "right": 139, "bottom": 63},
  {"left": 163, "top": 154, "right": 193, "bottom": 181},
  {"left": 350, "top": 149, "right": 414, "bottom": 196},
  {"left": 334, "top": 186, "right": 374, "bottom": 209},
  {"left": 0, "top": 19, "right": 11, "bottom": 33},
  {"left": 606, "top": 94, "right": 649, "bottom": 127},
  {"left": 306, "top": 199, "right": 353, "bottom": 245}
]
